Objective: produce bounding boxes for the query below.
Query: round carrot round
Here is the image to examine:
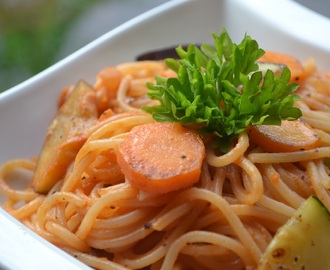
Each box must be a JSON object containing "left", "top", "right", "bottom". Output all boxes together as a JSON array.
[
  {"left": 258, "top": 50, "right": 307, "bottom": 83},
  {"left": 117, "top": 122, "right": 205, "bottom": 194},
  {"left": 248, "top": 119, "right": 320, "bottom": 153}
]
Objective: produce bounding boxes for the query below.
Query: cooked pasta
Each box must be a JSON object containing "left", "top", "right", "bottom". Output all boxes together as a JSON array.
[{"left": 1, "top": 54, "right": 330, "bottom": 270}]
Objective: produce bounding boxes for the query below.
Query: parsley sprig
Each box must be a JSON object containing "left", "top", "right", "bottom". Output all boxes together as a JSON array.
[{"left": 143, "top": 28, "right": 302, "bottom": 152}]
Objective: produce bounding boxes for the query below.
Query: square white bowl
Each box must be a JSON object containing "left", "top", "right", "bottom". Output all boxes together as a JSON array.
[{"left": 0, "top": 0, "right": 329, "bottom": 269}]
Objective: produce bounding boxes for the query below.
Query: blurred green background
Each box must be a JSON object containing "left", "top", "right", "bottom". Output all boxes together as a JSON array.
[
  {"left": 0, "top": 0, "right": 328, "bottom": 93},
  {"left": 0, "top": 0, "right": 168, "bottom": 92},
  {"left": 0, "top": 0, "right": 95, "bottom": 92}
]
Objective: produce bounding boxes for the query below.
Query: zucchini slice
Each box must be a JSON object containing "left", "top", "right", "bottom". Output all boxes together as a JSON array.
[
  {"left": 258, "top": 195, "right": 330, "bottom": 270},
  {"left": 32, "top": 81, "right": 98, "bottom": 194}
]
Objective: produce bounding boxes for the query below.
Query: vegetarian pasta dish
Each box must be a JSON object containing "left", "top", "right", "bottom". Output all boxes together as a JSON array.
[{"left": 1, "top": 29, "right": 330, "bottom": 270}]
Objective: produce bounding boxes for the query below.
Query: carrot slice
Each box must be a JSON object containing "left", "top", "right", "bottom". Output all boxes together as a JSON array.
[
  {"left": 117, "top": 122, "right": 205, "bottom": 194},
  {"left": 97, "top": 108, "right": 115, "bottom": 123},
  {"left": 258, "top": 50, "right": 307, "bottom": 82},
  {"left": 248, "top": 119, "right": 320, "bottom": 153},
  {"left": 94, "top": 66, "right": 122, "bottom": 114}
]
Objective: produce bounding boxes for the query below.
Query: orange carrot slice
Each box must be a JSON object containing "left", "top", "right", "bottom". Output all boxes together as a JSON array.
[
  {"left": 248, "top": 119, "right": 320, "bottom": 153},
  {"left": 97, "top": 108, "right": 115, "bottom": 123},
  {"left": 94, "top": 66, "right": 122, "bottom": 114},
  {"left": 258, "top": 50, "right": 307, "bottom": 82},
  {"left": 117, "top": 122, "right": 205, "bottom": 194}
]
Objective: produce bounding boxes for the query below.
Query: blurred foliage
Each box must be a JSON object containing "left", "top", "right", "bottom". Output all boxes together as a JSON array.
[{"left": 0, "top": 0, "right": 100, "bottom": 92}]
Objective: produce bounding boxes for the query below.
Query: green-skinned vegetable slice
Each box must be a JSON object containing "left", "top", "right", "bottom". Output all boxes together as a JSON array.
[{"left": 258, "top": 195, "right": 330, "bottom": 270}]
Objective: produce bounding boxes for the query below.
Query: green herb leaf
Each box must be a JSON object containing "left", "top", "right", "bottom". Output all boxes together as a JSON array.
[{"left": 142, "top": 28, "right": 302, "bottom": 151}]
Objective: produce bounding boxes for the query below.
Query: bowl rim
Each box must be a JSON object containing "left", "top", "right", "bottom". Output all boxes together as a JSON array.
[{"left": 0, "top": 0, "right": 330, "bottom": 269}]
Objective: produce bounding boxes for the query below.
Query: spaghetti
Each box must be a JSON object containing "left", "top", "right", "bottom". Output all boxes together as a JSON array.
[{"left": 1, "top": 56, "right": 330, "bottom": 270}]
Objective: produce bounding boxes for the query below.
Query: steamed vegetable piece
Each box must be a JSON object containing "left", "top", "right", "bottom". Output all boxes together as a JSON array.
[
  {"left": 117, "top": 122, "right": 205, "bottom": 194},
  {"left": 143, "top": 28, "right": 302, "bottom": 152},
  {"left": 258, "top": 50, "right": 307, "bottom": 82},
  {"left": 248, "top": 119, "right": 320, "bottom": 152},
  {"left": 33, "top": 81, "right": 98, "bottom": 193},
  {"left": 258, "top": 196, "right": 330, "bottom": 270}
]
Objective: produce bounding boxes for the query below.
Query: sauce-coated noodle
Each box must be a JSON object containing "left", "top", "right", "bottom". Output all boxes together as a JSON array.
[{"left": 1, "top": 59, "right": 330, "bottom": 269}]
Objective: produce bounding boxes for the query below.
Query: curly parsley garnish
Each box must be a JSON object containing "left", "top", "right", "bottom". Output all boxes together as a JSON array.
[{"left": 143, "top": 28, "right": 302, "bottom": 152}]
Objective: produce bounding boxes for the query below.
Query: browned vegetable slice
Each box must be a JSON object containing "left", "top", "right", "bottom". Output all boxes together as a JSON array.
[
  {"left": 33, "top": 81, "right": 98, "bottom": 193},
  {"left": 257, "top": 50, "right": 307, "bottom": 82},
  {"left": 248, "top": 119, "right": 320, "bottom": 153}
]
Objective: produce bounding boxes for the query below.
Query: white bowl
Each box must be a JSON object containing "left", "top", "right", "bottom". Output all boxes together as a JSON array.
[{"left": 0, "top": 0, "right": 329, "bottom": 269}]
